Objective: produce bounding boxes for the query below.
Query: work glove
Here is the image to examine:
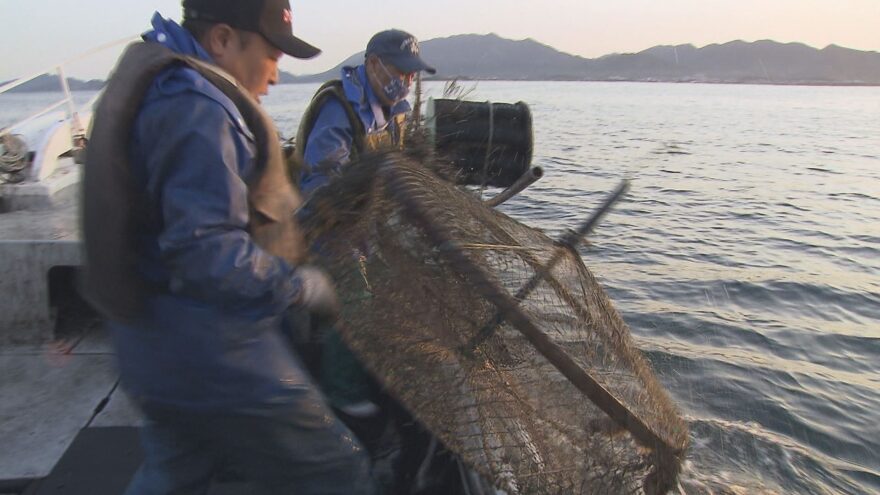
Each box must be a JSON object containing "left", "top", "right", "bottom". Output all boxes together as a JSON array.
[{"left": 293, "top": 265, "right": 341, "bottom": 317}]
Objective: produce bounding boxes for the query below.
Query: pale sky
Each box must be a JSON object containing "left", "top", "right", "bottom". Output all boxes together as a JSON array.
[{"left": 2, "top": 0, "right": 879, "bottom": 81}]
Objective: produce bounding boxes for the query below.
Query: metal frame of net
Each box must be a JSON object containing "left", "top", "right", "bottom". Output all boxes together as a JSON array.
[{"left": 303, "top": 152, "right": 689, "bottom": 494}]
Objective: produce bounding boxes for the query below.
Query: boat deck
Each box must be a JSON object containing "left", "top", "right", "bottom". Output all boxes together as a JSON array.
[
  {"left": 1, "top": 322, "right": 292, "bottom": 494},
  {"left": 0, "top": 159, "right": 81, "bottom": 232},
  {"left": 1, "top": 290, "right": 272, "bottom": 495},
  {"left": 0, "top": 161, "right": 82, "bottom": 346},
  {"left": 0, "top": 160, "right": 141, "bottom": 492},
  {"left": 0, "top": 322, "right": 141, "bottom": 483},
  {"left": 0, "top": 195, "right": 78, "bottom": 241}
]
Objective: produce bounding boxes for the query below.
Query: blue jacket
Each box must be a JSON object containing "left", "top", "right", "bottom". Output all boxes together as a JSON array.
[
  {"left": 299, "top": 65, "right": 409, "bottom": 197},
  {"left": 109, "top": 13, "right": 309, "bottom": 412}
]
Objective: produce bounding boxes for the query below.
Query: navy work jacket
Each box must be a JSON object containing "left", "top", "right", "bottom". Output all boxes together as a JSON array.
[{"left": 109, "top": 13, "right": 309, "bottom": 412}]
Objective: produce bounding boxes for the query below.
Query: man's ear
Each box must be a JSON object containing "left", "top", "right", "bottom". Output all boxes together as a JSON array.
[
  {"left": 365, "top": 54, "right": 381, "bottom": 81},
  {"left": 365, "top": 54, "right": 380, "bottom": 71},
  {"left": 202, "top": 23, "right": 237, "bottom": 59}
]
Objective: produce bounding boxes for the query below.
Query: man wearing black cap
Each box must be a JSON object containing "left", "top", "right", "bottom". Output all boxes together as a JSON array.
[
  {"left": 82, "top": 1, "right": 375, "bottom": 494},
  {"left": 295, "top": 29, "right": 436, "bottom": 197}
]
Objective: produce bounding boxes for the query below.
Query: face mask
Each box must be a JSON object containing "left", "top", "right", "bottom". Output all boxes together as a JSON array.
[{"left": 376, "top": 59, "right": 410, "bottom": 103}]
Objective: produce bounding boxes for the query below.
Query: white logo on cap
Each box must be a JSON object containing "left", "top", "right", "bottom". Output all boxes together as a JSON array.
[
  {"left": 400, "top": 37, "right": 419, "bottom": 54},
  {"left": 282, "top": 8, "right": 292, "bottom": 25}
]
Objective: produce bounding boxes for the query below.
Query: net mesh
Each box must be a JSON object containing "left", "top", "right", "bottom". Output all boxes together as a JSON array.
[{"left": 303, "top": 152, "right": 689, "bottom": 494}]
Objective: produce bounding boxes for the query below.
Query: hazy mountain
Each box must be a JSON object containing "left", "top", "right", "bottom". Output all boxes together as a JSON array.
[
  {"left": 286, "top": 33, "right": 589, "bottom": 83},
  {"left": 7, "top": 36, "right": 879, "bottom": 90},
  {"left": 2, "top": 74, "right": 104, "bottom": 93},
  {"left": 586, "top": 40, "right": 880, "bottom": 84},
  {"left": 286, "top": 35, "right": 880, "bottom": 85}
]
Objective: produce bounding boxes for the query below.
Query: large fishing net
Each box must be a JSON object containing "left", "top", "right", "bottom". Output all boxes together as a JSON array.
[{"left": 302, "top": 151, "right": 689, "bottom": 494}]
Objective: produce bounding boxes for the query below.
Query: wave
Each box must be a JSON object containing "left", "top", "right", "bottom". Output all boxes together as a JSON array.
[
  {"left": 634, "top": 343, "right": 880, "bottom": 494},
  {"left": 828, "top": 192, "right": 880, "bottom": 203},
  {"left": 676, "top": 417, "right": 878, "bottom": 495},
  {"left": 806, "top": 166, "right": 843, "bottom": 175}
]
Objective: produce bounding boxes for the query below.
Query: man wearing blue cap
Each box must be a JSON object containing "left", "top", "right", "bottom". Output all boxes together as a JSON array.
[
  {"left": 83, "top": 1, "right": 376, "bottom": 493},
  {"left": 295, "top": 29, "right": 436, "bottom": 196},
  {"left": 290, "top": 28, "right": 436, "bottom": 456}
]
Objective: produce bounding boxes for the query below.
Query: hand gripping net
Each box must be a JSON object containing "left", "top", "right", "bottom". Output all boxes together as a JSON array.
[{"left": 303, "top": 152, "right": 689, "bottom": 494}]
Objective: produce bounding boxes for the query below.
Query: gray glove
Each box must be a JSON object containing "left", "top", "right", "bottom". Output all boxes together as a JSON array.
[{"left": 293, "top": 266, "right": 340, "bottom": 317}]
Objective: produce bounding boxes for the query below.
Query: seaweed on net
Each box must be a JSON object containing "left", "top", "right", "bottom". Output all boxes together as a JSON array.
[{"left": 300, "top": 151, "right": 689, "bottom": 494}]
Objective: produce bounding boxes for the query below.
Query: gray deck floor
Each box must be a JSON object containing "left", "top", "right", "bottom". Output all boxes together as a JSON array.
[
  {"left": 0, "top": 192, "right": 79, "bottom": 241},
  {"left": 0, "top": 322, "right": 141, "bottom": 480}
]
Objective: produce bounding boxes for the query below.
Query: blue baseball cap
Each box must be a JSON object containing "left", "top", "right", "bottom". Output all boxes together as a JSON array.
[{"left": 366, "top": 29, "right": 436, "bottom": 75}]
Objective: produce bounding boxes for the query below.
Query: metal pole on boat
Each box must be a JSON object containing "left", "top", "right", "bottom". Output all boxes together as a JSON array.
[
  {"left": 0, "top": 35, "right": 137, "bottom": 95},
  {"left": 56, "top": 65, "right": 85, "bottom": 148},
  {"left": 483, "top": 166, "right": 544, "bottom": 207},
  {"left": 465, "top": 179, "right": 630, "bottom": 351}
]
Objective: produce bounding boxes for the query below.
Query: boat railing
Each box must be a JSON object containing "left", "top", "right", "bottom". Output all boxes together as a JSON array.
[{"left": 0, "top": 36, "right": 138, "bottom": 141}]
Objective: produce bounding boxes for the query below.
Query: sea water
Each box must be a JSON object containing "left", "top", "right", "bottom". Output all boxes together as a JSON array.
[{"left": 3, "top": 81, "right": 878, "bottom": 494}]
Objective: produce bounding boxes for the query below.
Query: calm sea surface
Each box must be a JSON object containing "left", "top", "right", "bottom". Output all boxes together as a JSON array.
[{"left": 3, "top": 81, "right": 879, "bottom": 494}]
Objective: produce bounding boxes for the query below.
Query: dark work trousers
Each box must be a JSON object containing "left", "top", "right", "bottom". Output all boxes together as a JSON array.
[{"left": 124, "top": 388, "right": 377, "bottom": 495}]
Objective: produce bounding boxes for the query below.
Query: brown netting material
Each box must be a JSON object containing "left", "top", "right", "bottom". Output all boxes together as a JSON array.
[{"left": 303, "top": 152, "right": 689, "bottom": 494}]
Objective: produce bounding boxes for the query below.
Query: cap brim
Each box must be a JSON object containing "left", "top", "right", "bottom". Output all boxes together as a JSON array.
[
  {"left": 266, "top": 32, "right": 321, "bottom": 59},
  {"left": 385, "top": 54, "right": 436, "bottom": 75}
]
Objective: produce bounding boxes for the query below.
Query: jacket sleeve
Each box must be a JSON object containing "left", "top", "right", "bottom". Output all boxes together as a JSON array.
[
  {"left": 133, "top": 92, "right": 301, "bottom": 316},
  {"left": 299, "top": 99, "right": 355, "bottom": 198}
]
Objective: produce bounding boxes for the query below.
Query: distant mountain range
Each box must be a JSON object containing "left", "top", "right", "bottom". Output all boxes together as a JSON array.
[
  {"left": 289, "top": 35, "right": 880, "bottom": 85},
  {"left": 2, "top": 74, "right": 104, "bottom": 93},
  {"left": 6, "top": 36, "right": 880, "bottom": 92}
]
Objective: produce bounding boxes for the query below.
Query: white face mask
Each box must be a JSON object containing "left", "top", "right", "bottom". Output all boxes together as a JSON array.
[{"left": 376, "top": 58, "right": 410, "bottom": 104}]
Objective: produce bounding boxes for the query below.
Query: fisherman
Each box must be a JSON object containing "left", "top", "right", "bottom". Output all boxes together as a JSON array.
[
  {"left": 295, "top": 28, "right": 436, "bottom": 195},
  {"left": 291, "top": 28, "right": 436, "bottom": 435},
  {"left": 81, "top": 1, "right": 375, "bottom": 493}
]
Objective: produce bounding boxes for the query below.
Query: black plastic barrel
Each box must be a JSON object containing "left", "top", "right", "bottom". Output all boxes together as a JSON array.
[{"left": 428, "top": 99, "right": 532, "bottom": 188}]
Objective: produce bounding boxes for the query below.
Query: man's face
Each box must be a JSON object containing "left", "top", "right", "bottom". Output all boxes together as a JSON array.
[
  {"left": 366, "top": 55, "right": 415, "bottom": 107},
  {"left": 215, "top": 29, "right": 282, "bottom": 102}
]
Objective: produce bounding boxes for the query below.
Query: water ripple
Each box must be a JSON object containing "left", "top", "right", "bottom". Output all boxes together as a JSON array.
[{"left": 269, "top": 82, "right": 880, "bottom": 494}]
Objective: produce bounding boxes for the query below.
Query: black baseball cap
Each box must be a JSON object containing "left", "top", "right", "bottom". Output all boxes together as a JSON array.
[
  {"left": 366, "top": 29, "right": 436, "bottom": 75},
  {"left": 182, "top": 0, "right": 320, "bottom": 59}
]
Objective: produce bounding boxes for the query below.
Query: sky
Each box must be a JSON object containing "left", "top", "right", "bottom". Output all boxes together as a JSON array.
[{"left": 2, "top": 0, "right": 879, "bottom": 81}]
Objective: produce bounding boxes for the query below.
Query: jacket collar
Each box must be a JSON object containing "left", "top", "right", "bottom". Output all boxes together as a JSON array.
[{"left": 142, "top": 12, "right": 213, "bottom": 62}]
